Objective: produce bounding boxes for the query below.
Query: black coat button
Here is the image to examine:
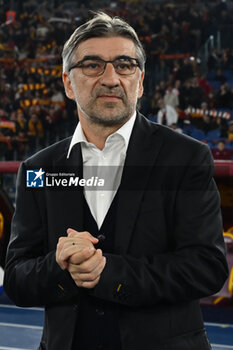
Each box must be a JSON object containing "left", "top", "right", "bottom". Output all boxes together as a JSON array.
[
  {"left": 95, "top": 308, "right": 105, "bottom": 316},
  {"left": 73, "top": 304, "right": 78, "bottom": 311},
  {"left": 97, "top": 234, "right": 105, "bottom": 241}
]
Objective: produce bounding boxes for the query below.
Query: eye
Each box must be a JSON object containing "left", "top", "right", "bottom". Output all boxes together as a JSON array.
[
  {"left": 83, "top": 60, "right": 102, "bottom": 69},
  {"left": 116, "top": 62, "right": 132, "bottom": 71}
]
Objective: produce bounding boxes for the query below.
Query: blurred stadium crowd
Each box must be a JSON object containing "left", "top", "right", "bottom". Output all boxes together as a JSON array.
[{"left": 1, "top": 0, "right": 233, "bottom": 160}]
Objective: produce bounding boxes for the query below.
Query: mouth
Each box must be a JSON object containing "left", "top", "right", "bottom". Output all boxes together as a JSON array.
[{"left": 98, "top": 95, "right": 122, "bottom": 101}]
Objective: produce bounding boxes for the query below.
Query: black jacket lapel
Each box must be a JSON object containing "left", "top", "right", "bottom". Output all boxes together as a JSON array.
[
  {"left": 53, "top": 141, "right": 85, "bottom": 232},
  {"left": 115, "top": 113, "right": 164, "bottom": 253}
]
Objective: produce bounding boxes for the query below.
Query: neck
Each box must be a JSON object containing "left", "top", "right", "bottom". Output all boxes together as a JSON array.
[{"left": 78, "top": 113, "right": 131, "bottom": 150}]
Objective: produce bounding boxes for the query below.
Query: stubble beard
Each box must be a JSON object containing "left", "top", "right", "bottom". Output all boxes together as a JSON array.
[{"left": 77, "top": 89, "right": 136, "bottom": 127}]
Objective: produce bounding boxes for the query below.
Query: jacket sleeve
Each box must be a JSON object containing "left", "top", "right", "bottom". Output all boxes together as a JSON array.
[
  {"left": 3, "top": 162, "right": 79, "bottom": 307},
  {"left": 90, "top": 145, "right": 229, "bottom": 306}
]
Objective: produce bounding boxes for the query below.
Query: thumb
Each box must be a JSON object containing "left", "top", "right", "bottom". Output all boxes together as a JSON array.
[{"left": 67, "top": 228, "right": 99, "bottom": 244}]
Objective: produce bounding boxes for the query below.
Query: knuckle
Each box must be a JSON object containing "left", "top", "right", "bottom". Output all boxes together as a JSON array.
[
  {"left": 97, "top": 254, "right": 104, "bottom": 263},
  {"left": 76, "top": 280, "right": 83, "bottom": 287},
  {"left": 96, "top": 249, "right": 103, "bottom": 257},
  {"left": 84, "top": 231, "right": 92, "bottom": 238},
  {"left": 68, "top": 231, "right": 76, "bottom": 238},
  {"left": 102, "top": 257, "right": 106, "bottom": 267},
  {"left": 69, "top": 255, "right": 77, "bottom": 264},
  {"left": 83, "top": 249, "right": 92, "bottom": 259},
  {"left": 56, "top": 242, "right": 62, "bottom": 250},
  {"left": 79, "top": 231, "right": 86, "bottom": 236}
]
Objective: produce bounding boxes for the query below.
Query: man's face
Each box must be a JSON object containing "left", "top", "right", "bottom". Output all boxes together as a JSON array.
[
  {"left": 217, "top": 142, "right": 225, "bottom": 151},
  {"left": 63, "top": 37, "right": 144, "bottom": 126}
]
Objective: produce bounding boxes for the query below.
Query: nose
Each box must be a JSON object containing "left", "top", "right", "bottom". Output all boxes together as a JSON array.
[{"left": 99, "top": 62, "right": 120, "bottom": 87}]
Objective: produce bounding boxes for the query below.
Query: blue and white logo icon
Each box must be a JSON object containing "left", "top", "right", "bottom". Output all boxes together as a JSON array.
[{"left": 26, "top": 168, "right": 45, "bottom": 188}]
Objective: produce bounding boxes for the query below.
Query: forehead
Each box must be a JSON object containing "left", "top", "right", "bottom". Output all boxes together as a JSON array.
[{"left": 75, "top": 36, "right": 136, "bottom": 60}]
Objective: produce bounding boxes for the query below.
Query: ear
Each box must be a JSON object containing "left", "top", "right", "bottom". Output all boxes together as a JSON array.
[
  {"left": 63, "top": 72, "right": 75, "bottom": 100},
  {"left": 137, "top": 71, "right": 144, "bottom": 99}
]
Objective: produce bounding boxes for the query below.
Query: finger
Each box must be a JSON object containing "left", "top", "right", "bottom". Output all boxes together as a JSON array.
[
  {"left": 58, "top": 236, "right": 66, "bottom": 243},
  {"left": 58, "top": 236, "right": 94, "bottom": 253},
  {"left": 69, "top": 246, "right": 96, "bottom": 265},
  {"left": 67, "top": 229, "right": 99, "bottom": 244},
  {"left": 68, "top": 247, "right": 95, "bottom": 265},
  {"left": 56, "top": 251, "right": 69, "bottom": 270},
  {"left": 77, "top": 276, "right": 101, "bottom": 289},
  {"left": 57, "top": 241, "right": 94, "bottom": 269},
  {"left": 70, "top": 230, "right": 99, "bottom": 244},
  {"left": 56, "top": 240, "right": 71, "bottom": 270},
  {"left": 56, "top": 247, "right": 68, "bottom": 270},
  {"left": 74, "top": 256, "right": 106, "bottom": 282},
  {"left": 56, "top": 233, "right": 98, "bottom": 270},
  {"left": 62, "top": 245, "right": 95, "bottom": 264},
  {"left": 75, "top": 249, "right": 103, "bottom": 273},
  {"left": 69, "top": 253, "right": 105, "bottom": 278}
]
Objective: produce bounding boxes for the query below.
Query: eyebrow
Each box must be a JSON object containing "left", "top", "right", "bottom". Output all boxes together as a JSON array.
[
  {"left": 80, "top": 55, "right": 136, "bottom": 61},
  {"left": 81, "top": 55, "right": 102, "bottom": 61}
]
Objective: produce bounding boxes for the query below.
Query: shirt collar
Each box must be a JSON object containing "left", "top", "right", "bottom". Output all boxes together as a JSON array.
[{"left": 67, "top": 112, "right": 136, "bottom": 158}]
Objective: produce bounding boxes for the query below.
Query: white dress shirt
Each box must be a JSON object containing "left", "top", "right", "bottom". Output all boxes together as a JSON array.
[{"left": 67, "top": 112, "right": 136, "bottom": 229}]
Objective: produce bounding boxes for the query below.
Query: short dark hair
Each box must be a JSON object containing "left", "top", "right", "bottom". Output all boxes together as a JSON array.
[{"left": 62, "top": 12, "right": 146, "bottom": 73}]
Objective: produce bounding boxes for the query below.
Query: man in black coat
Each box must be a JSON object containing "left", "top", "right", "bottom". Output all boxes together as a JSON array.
[{"left": 4, "top": 12, "right": 228, "bottom": 350}]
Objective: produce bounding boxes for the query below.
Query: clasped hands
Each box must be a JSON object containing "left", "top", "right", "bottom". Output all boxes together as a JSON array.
[{"left": 56, "top": 228, "right": 106, "bottom": 289}]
